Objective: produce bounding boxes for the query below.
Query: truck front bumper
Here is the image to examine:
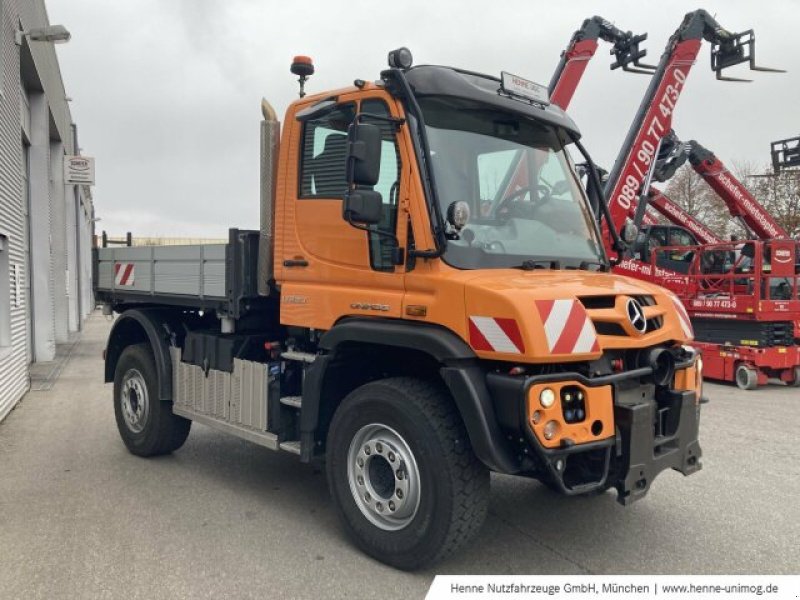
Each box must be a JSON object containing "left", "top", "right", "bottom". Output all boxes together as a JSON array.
[{"left": 489, "top": 362, "right": 703, "bottom": 505}]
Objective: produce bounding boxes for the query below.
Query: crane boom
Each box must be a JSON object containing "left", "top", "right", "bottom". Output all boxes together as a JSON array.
[
  {"left": 603, "top": 9, "right": 782, "bottom": 237},
  {"left": 646, "top": 188, "right": 723, "bottom": 244},
  {"left": 688, "top": 142, "right": 789, "bottom": 240},
  {"left": 548, "top": 16, "right": 654, "bottom": 109}
]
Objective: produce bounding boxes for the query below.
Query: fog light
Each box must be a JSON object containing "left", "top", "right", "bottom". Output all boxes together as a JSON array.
[
  {"left": 561, "top": 385, "right": 586, "bottom": 423},
  {"left": 532, "top": 410, "right": 541, "bottom": 424},
  {"left": 540, "top": 388, "right": 556, "bottom": 408},
  {"left": 543, "top": 420, "right": 559, "bottom": 440}
]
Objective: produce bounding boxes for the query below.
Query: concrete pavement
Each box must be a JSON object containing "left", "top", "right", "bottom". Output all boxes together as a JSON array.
[{"left": 1, "top": 313, "right": 798, "bottom": 599}]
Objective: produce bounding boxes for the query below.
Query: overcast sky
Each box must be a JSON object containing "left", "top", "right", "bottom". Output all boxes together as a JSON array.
[{"left": 47, "top": 0, "right": 798, "bottom": 238}]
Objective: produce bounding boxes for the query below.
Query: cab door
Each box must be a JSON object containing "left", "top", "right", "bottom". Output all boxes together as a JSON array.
[{"left": 278, "top": 92, "right": 409, "bottom": 330}]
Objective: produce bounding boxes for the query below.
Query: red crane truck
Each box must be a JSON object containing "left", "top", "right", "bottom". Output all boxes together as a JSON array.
[{"left": 584, "top": 10, "right": 798, "bottom": 389}]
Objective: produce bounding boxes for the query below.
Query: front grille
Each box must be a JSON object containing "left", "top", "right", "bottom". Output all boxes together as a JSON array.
[
  {"left": 578, "top": 295, "right": 616, "bottom": 310},
  {"left": 578, "top": 294, "right": 663, "bottom": 337},
  {"left": 594, "top": 322, "right": 627, "bottom": 336}
]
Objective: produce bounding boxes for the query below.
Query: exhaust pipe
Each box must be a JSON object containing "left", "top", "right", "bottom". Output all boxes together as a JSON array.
[{"left": 258, "top": 98, "right": 280, "bottom": 296}]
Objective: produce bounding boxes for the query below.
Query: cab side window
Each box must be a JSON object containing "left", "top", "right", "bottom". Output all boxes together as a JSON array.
[
  {"left": 361, "top": 99, "right": 401, "bottom": 271},
  {"left": 300, "top": 103, "right": 356, "bottom": 198}
]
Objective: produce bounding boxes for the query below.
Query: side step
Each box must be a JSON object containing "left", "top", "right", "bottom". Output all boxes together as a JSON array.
[
  {"left": 280, "top": 396, "right": 302, "bottom": 408},
  {"left": 281, "top": 350, "right": 316, "bottom": 363},
  {"left": 279, "top": 441, "right": 301, "bottom": 455},
  {"left": 173, "top": 405, "right": 279, "bottom": 450}
]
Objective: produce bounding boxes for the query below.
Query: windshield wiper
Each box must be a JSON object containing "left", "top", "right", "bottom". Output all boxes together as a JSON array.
[
  {"left": 577, "top": 260, "right": 608, "bottom": 272},
  {"left": 515, "top": 259, "right": 562, "bottom": 271}
]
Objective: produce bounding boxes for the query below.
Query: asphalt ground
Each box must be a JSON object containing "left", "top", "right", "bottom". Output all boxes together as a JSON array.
[{"left": 1, "top": 313, "right": 798, "bottom": 599}]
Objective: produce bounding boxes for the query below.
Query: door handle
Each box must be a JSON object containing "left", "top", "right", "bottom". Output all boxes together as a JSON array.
[{"left": 283, "top": 258, "right": 309, "bottom": 268}]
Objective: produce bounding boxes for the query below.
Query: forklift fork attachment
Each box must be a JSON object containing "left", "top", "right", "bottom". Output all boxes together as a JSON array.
[
  {"left": 711, "top": 30, "right": 785, "bottom": 82},
  {"left": 610, "top": 32, "right": 657, "bottom": 75},
  {"left": 771, "top": 136, "right": 800, "bottom": 174}
]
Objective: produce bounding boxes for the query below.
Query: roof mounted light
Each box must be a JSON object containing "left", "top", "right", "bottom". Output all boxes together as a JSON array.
[
  {"left": 388, "top": 47, "right": 413, "bottom": 70},
  {"left": 290, "top": 55, "right": 314, "bottom": 98}
]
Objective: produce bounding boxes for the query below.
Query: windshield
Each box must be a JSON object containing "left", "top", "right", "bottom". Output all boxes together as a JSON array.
[{"left": 419, "top": 97, "right": 605, "bottom": 270}]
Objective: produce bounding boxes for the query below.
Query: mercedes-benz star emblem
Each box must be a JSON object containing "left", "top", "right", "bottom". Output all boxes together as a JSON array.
[{"left": 626, "top": 298, "right": 647, "bottom": 334}]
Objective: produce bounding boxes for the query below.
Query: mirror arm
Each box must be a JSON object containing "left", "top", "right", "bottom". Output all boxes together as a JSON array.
[
  {"left": 344, "top": 214, "right": 405, "bottom": 266},
  {"left": 569, "top": 134, "right": 626, "bottom": 263}
]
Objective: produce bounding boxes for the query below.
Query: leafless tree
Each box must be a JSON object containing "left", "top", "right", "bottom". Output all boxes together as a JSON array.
[
  {"left": 733, "top": 160, "right": 800, "bottom": 238},
  {"left": 661, "top": 164, "right": 739, "bottom": 238}
]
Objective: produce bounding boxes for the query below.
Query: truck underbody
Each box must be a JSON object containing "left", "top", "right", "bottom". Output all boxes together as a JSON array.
[{"left": 96, "top": 229, "right": 702, "bottom": 506}]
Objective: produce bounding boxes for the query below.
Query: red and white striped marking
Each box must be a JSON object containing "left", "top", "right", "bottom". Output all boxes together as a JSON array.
[
  {"left": 670, "top": 295, "right": 693, "bottom": 339},
  {"left": 114, "top": 262, "right": 135, "bottom": 287},
  {"left": 536, "top": 299, "right": 599, "bottom": 355},
  {"left": 468, "top": 317, "right": 525, "bottom": 354}
]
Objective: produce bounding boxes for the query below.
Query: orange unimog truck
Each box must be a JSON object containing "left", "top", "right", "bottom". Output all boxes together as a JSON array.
[{"left": 95, "top": 49, "right": 703, "bottom": 569}]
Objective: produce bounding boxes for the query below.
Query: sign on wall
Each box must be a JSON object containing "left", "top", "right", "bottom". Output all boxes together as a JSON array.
[{"left": 64, "top": 156, "right": 95, "bottom": 185}]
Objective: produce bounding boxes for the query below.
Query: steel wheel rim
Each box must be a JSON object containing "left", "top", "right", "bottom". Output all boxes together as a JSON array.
[
  {"left": 121, "top": 368, "right": 149, "bottom": 434},
  {"left": 347, "top": 423, "right": 421, "bottom": 531}
]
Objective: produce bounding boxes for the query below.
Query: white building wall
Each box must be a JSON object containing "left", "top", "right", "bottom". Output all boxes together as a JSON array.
[
  {"left": 0, "top": 0, "right": 30, "bottom": 421},
  {"left": 0, "top": 0, "right": 94, "bottom": 421}
]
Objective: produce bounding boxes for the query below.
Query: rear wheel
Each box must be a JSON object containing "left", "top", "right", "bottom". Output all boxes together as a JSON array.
[
  {"left": 113, "top": 343, "right": 191, "bottom": 456},
  {"left": 326, "top": 377, "right": 489, "bottom": 570},
  {"left": 735, "top": 364, "right": 758, "bottom": 391}
]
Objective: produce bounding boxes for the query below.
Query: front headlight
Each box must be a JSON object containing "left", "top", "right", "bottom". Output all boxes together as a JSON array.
[{"left": 539, "top": 388, "right": 556, "bottom": 408}]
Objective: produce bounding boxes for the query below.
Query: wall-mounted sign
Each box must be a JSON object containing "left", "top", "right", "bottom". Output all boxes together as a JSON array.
[{"left": 64, "top": 155, "right": 95, "bottom": 185}]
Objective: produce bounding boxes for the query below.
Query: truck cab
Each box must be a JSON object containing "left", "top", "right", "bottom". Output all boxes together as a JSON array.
[
  {"left": 633, "top": 224, "right": 700, "bottom": 273},
  {"left": 97, "top": 50, "right": 703, "bottom": 570}
]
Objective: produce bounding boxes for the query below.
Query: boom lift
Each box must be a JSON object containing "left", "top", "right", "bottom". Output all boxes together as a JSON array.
[
  {"left": 604, "top": 9, "right": 783, "bottom": 236},
  {"left": 636, "top": 132, "right": 800, "bottom": 389},
  {"left": 548, "top": 16, "right": 723, "bottom": 246},
  {"left": 652, "top": 133, "right": 790, "bottom": 240},
  {"left": 94, "top": 49, "right": 704, "bottom": 569},
  {"left": 548, "top": 16, "right": 655, "bottom": 109},
  {"left": 644, "top": 188, "right": 722, "bottom": 244},
  {"left": 595, "top": 10, "right": 798, "bottom": 389}
]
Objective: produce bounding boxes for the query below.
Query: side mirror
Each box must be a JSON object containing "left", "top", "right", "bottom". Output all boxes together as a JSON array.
[
  {"left": 346, "top": 122, "right": 382, "bottom": 186},
  {"left": 343, "top": 189, "right": 383, "bottom": 225},
  {"left": 343, "top": 120, "right": 383, "bottom": 225}
]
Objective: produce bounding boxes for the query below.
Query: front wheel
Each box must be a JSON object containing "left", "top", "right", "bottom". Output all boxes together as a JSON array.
[
  {"left": 113, "top": 343, "right": 191, "bottom": 456},
  {"left": 326, "top": 377, "right": 489, "bottom": 570},
  {"left": 735, "top": 364, "right": 758, "bottom": 391}
]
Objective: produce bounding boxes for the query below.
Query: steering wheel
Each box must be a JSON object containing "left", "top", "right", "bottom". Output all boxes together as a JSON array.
[{"left": 495, "top": 184, "right": 552, "bottom": 218}]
